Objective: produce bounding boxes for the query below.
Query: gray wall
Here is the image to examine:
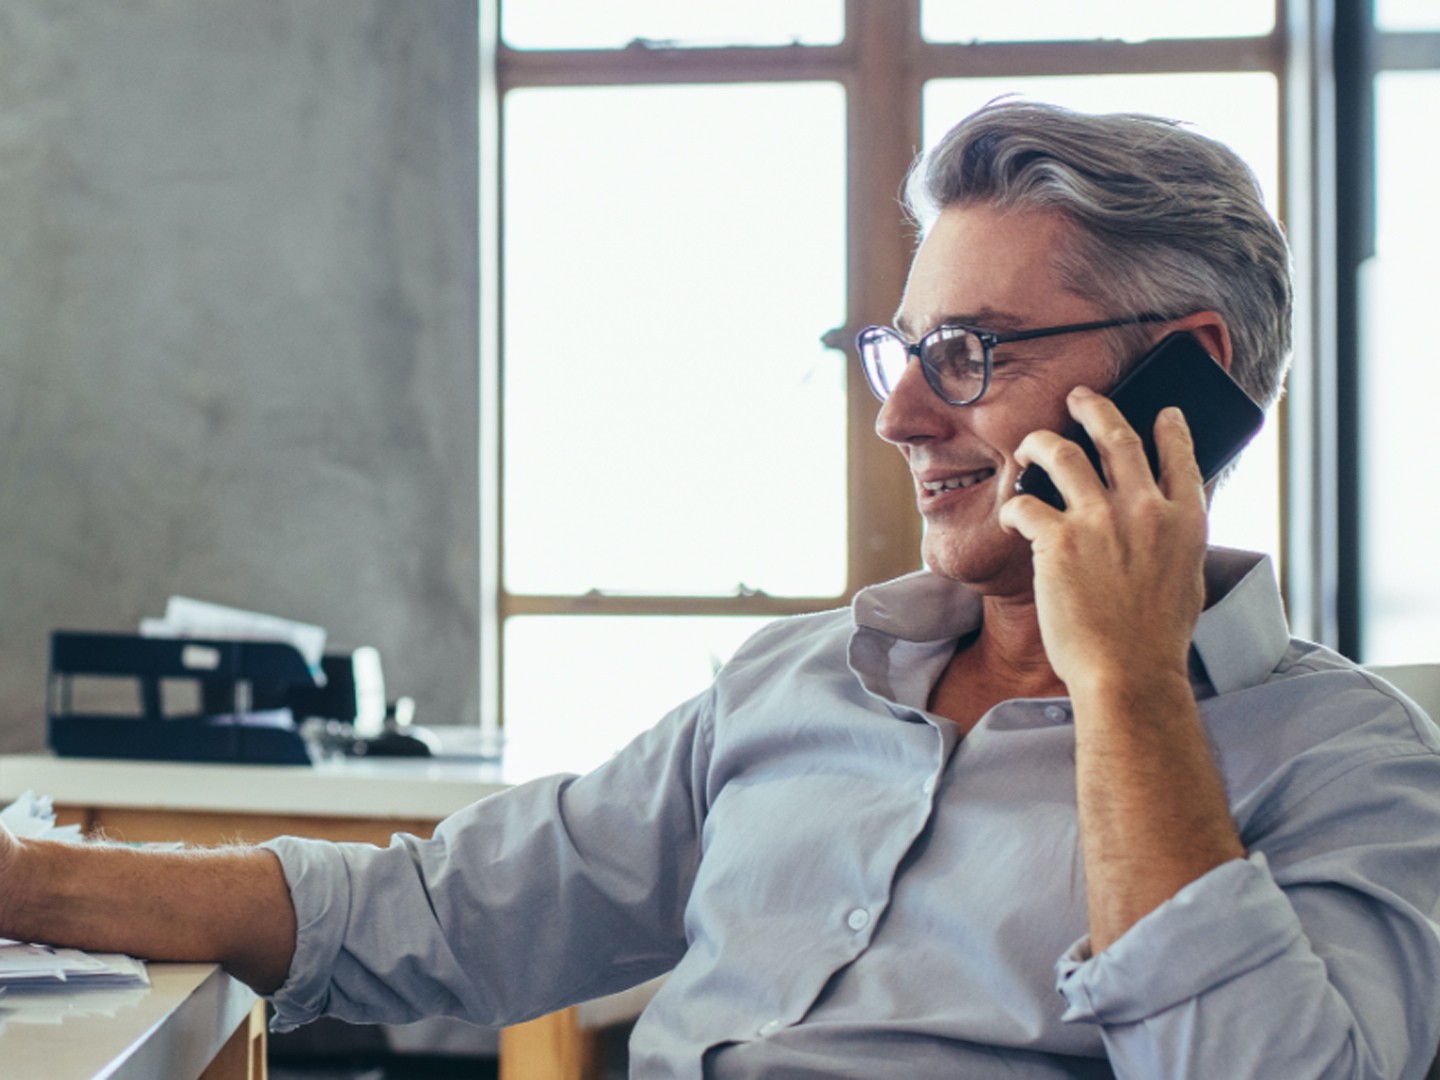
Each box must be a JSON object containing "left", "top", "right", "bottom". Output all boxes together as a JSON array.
[{"left": 0, "top": 1, "right": 479, "bottom": 751}]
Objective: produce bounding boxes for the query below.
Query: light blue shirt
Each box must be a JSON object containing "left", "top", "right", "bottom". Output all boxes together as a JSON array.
[{"left": 265, "top": 548, "right": 1440, "bottom": 1078}]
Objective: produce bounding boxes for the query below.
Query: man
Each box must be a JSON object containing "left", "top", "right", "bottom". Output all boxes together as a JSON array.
[{"left": 4, "top": 100, "right": 1440, "bottom": 1078}]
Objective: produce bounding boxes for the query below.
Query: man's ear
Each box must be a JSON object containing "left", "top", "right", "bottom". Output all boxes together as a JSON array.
[{"left": 1167, "top": 311, "right": 1233, "bottom": 372}]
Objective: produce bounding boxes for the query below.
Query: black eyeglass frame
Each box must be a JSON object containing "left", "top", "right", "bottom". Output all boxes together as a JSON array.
[{"left": 856, "top": 312, "right": 1176, "bottom": 406}]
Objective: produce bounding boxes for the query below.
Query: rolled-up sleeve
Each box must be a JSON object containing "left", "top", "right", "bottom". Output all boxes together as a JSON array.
[
  {"left": 264, "top": 830, "right": 357, "bottom": 1030},
  {"left": 1056, "top": 855, "right": 1304, "bottom": 1025},
  {"left": 263, "top": 690, "right": 715, "bottom": 1032},
  {"left": 1057, "top": 746, "right": 1440, "bottom": 1080}
]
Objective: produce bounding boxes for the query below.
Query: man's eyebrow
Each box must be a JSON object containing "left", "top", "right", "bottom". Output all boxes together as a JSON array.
[{"left": 893, "top": 308, "right": 1027, "bottom": 340}]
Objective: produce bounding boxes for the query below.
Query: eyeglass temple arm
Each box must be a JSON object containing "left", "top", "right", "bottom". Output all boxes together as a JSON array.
[{"left": 991, "top": 312, "right": 1174, "bottom": 346}]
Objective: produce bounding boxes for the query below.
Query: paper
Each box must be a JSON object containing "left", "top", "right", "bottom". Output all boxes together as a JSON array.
[
  {"left": 0, "top": 944, "right": 147, "bottom": 988},
  {"left": 140, "top": 595, "right": 327, "bottom": 683},
  {"left": 0, "top": 795, "right": 149, "bottom": 996},
  {"left": 0, "top": 790, "right": 82, "bottom": 843}
]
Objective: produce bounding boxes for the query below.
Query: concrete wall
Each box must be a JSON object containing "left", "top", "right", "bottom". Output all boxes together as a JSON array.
[{"left": 0, "top": 0, "right": 479, "bottom": 751}]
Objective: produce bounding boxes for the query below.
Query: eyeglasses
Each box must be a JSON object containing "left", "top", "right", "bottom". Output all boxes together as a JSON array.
[{"left": 856, "top": 313, "right": 1174, "bottom": 406}]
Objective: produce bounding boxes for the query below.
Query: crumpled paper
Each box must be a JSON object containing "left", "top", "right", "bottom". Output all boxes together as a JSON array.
[{"left": 0, "top": 790, "right": 83, "bottom": 843}]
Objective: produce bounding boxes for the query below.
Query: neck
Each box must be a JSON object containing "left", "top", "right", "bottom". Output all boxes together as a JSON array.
[
  {"left": 969, "top": 594, "right": 1066, "bottom": 696},
  {"left": 979, "top": 593, "right": 1059, "bottom": 668},
  {"left": 926, "top": 594, "right": 1067, "bottom": 733}
]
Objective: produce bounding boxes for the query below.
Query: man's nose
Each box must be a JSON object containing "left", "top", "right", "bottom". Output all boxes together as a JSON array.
[{"left": 875, "top": 356, "right": 952, "bottom": 446}]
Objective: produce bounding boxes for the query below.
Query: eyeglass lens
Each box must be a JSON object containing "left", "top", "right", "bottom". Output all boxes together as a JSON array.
[{"left": 861, "top": 326, "right": 987, "bottom": 404}]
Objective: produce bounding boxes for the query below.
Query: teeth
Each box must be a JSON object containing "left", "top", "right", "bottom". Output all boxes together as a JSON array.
[{"left": 922, "top": 469, "right": 995, "bottom": 492}]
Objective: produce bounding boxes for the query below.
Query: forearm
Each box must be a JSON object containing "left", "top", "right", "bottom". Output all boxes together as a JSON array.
[
  {"left": 1072, "top": 669, "right": 1245, "bottom": 953},
  {"left": 2, "top": 836, "right": 296, "bottom": 993}
]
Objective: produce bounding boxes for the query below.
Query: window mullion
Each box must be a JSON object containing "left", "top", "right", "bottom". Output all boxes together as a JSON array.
[
  {"left": 846, "top": 0, "right": 925, "bottom": 596},
  {"left": 916, "top": 36, "right": 1282, "bottom": 80},
  {"left": 497, "top": 42, "right": 854, "bottom": 90},
  {"left": 1376, "top": 31, "right": 1440, "bottom": 69}
]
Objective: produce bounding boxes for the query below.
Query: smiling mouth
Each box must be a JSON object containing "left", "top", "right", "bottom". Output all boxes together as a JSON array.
[{"left": 921, "top": 469, "right": 996, "bottom": 494}]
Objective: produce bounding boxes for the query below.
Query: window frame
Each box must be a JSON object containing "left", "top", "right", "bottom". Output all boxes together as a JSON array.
[
  {"left": 479, "top": 0, "right": 1315, "bottom": 744},
  {"left": 1339, "top": 4, "right": 1440, "bottom": 660}
]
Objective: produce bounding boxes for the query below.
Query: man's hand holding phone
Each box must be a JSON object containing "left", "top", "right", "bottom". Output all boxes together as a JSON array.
[
  {"left": 1001, "top": 328, "right": 1261, "bottom": 686},
  {"left": 1000, "top": 385, "right": 1209, "bottom": 693}
]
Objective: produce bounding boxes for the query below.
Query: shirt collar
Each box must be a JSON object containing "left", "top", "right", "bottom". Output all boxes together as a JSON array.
[
  {"left": 850, "top": 546, "right": 1290, "bottom": 697},
  {"left": 1190, "top": 547, "right": 1291, "bottom": 695},
  {"left": 852, "top": 568, "right": 983, "bottom": 641}
]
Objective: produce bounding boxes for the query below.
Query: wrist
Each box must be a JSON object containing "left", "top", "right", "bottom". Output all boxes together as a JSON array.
[
  {"left": 1065, "top": 663, "right": 1194, "bottom": 716},
  {"left": 0, "top": 831, "right": 40, "bottom": 941}
]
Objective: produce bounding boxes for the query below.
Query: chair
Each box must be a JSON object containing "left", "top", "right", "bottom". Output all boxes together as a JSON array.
[{"left": 1366, "top": 664, "right": 1440, "bottom": 721}]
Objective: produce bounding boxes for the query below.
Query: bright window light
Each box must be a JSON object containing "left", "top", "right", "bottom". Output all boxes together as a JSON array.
[
  {"left": 1376, "top": 0, "right": 1440, "bottom": 31},
  {"left": 502, "top": 615, "right": 777, "bottom": 781},
  {"left": 503, "top": 82, "right": 848, "bottom": 599},
  {"left": 1360, "top": 73, "right": 1440, "bottom": 663},
  {"left": 922, "top": 0, "right": 1274, "bottom": 43}
]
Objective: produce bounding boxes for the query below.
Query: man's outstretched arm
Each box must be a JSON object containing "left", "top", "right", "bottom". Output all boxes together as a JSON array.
[{"left": 0, "top": 825, "right": 296, "bottom": 993}]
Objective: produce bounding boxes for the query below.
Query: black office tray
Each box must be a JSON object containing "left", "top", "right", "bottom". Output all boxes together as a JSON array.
[{"left": 46, "top": 631, "right": 315, "bottom": 766}]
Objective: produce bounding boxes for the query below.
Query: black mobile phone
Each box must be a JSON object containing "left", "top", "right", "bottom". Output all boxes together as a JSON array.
[{"left": 1013, "top": 331, "right": 1264, "bottom": 511}]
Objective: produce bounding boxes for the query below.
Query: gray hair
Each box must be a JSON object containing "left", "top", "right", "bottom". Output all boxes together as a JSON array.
[{"left": 908, "top": 100, "right": 1292, "bottom": 409}]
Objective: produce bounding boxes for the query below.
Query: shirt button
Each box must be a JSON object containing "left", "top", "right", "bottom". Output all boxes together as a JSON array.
[
  {"left": 758, "top": 1019, "right": 783, "bottom": 1037},
  {"left": 1044, "top": 705, "right": 1068, "bottom": 722},
  {"left": 847, "top": 908, "right": 870, "bottom": 931},
  {"left": 922, "top": 776, "right": 936, "bottom": 795}
]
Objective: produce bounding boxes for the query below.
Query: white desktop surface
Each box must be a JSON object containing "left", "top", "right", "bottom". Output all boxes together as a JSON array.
[
  {"left": 0, "top": 752, "right": 508, "bottom": 820},
  {"left": 0, "top": 962, "right": 254, "bottom": 1080}
]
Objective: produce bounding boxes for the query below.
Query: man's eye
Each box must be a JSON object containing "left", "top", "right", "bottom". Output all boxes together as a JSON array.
[{"left": 926, "top": 339, "right": 977, "bottom": 373}]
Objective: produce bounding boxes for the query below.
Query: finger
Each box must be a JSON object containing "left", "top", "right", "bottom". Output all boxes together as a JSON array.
[
  {"left": 1013, "top": 425, "right": 1110, "bottom": 508},
  {"left": 1154, "top": 406, "right": 1206, "bottom": 500},
  {"left": 999, "top": 485, "right": 1062, "bottom": 539},
  {"left": 1063, "top": 386, "right": 1156, "bottom": 495}
]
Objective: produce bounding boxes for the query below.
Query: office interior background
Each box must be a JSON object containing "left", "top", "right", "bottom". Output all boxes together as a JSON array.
[{"left": 0, "top": 1, "right": 1436, "bottom": 774}]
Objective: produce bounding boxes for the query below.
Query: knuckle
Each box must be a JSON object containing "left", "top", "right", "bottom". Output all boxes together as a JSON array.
[
  {"left": 1104, "top": 426, "right": 1145, "bottom": 454},
  {"left": 1132, "top": 500, "right": 1168, "bottom": 529},
  {"left": 1050, "top": 440, "right": 1092, "bottom": 468}
]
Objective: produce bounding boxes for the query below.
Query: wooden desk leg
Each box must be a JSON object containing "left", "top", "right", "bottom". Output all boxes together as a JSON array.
[
  {"left": 499, "top": 1008, "right": 602, "bottom": 1080},
  {"left": 200, "top": 999, "right": 268, "bottom": 1080}
]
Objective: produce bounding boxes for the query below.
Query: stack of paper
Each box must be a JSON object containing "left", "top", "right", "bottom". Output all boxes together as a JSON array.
[{"left": 0, "top": 942, "right": 148, "bottom": 991}]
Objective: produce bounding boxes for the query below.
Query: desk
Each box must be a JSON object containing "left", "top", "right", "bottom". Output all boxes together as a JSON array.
[
  {"left": 0, "top": 754, "right": 602, "bottom": 1080},
  {"left": 0, "top": 962, "right": 263, "bottom": 1080},
  {"left": 0, "top": 753, "right": 508, "bottom": 845}
]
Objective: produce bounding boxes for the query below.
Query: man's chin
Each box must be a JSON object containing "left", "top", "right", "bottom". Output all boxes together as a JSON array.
[{"left": 920, "top": 534, "right": 1032, "bottom": 594}]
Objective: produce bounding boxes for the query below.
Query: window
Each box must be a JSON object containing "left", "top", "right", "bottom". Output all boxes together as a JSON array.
[
  {"left": 500, "top": 80, "right": 848, "bottom": 778},
  {"left": 483, "top": 0, "right": 1294, "bottom": 775},
  {"left": 1359, "top": 12, "right": 1440, "bottom": 662}
]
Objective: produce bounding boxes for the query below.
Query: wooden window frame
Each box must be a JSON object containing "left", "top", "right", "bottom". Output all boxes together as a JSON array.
[{"left": 479, "top": 0, "right": 1297, "bottom": 741}]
